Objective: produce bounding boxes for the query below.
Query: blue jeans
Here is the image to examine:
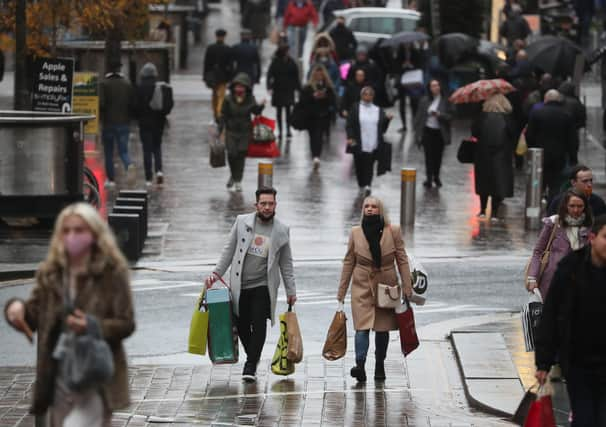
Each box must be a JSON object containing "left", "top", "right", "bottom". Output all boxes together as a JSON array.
[
  {"left": 102, "top": 124, "right": 132, "bottom": 181},
  {"left": 354, "top": 330, "right": 389, "bottom": 364},
  {"left": 287, "top": 25, "right": 307, "bottom": 59},
  {"left": 566, "top": 366, "right": 606, "bottom": 427}
]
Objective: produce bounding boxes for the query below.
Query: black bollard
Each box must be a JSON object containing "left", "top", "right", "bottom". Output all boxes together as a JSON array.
[{"left": 108, "top": 213, "right": 141, "bottom": 261}]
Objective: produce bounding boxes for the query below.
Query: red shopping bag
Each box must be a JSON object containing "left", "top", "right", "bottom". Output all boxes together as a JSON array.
[
  {"left": 396, "top": 301, "right": 419, "bottom": 356},
  {"left": 248, "top": 115, "right": 280, "bottom": 158},
  {"left": 524, "top": 394, "right": 556, "bottom": 427},
  {"left": 247, "top": 141, "right": 280, "bottom": 158}
]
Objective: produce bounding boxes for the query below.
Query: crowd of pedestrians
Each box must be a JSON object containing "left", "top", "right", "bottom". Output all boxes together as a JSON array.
[{"left": 6, "top": 1, "right": 606, "bottom": 425}]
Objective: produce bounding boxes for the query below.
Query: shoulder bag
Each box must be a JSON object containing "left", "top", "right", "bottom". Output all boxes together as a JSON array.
[
  {"left": 457, "top": 138, "right": 476, "bottom": 164},
  {"left": 524, "top": 222, "right": 558, "bottom": 289}
]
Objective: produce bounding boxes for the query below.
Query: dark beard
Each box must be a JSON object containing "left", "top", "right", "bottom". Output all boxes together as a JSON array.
[{"left": 257, "top": 212, "right": 275, "bottom": 222}]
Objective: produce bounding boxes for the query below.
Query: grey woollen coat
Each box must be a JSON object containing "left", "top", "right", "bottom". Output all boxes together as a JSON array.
[
  {"left": 337, "top": 224, "right": 412, "bottom": 331},
  {"left": 213, "top": 212, "right": 296, "bottom": 326}
]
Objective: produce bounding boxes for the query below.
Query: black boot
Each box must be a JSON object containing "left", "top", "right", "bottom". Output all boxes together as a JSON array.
[
  {"left": 374, "top": 361, "right": 386, "bottom": 380},
  {"left": 350, "top": 360, "right": 367, "bottom": 382}
]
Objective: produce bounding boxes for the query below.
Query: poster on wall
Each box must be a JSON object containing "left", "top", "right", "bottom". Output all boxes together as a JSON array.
[
  {"left": 31, "top": 57, "right": 74, "bottom": 112},
  {"left": 73, "top": 72, "right": 99, "bottom": 135}
]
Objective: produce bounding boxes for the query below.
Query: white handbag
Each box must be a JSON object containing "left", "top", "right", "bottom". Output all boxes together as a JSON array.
[
  {"left": 376, "top": 283, "right": 401, "bottom": 309},
  {"left": 400, "top": 69, "right": 424, "bottom": 87}
]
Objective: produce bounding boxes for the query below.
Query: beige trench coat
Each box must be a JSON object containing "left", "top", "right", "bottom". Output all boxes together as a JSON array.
[{"left": 337, "top": 224, "right": 412, "bottom": 331}]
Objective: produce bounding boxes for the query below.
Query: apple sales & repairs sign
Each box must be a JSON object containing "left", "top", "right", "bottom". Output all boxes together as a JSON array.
[{"left": 31, "top": 57, "right": 74, "bottom": 112}]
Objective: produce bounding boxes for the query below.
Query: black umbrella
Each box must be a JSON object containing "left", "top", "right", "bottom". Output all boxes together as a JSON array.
[
  {"left": 380, "top": 31, "right": 430, "bottom": 48},
  {"left": 526, "top": 35, "right": 585, "bottom": 77},
  {"left": 435, "top": 33, "right": 479, "bottom": 68}
]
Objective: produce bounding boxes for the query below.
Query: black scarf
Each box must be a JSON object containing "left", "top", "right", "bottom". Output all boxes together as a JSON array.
[{"left": 362, "top": 215, "right": 384, "bottom": 268}]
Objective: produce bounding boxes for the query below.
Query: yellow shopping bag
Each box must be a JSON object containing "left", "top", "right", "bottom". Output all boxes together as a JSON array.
[
  {"left": 271, "top": 312, "right": 295, "bottom": 375},
  {"left": 188, "top": 287, "right": 208, "bottom": 355}
]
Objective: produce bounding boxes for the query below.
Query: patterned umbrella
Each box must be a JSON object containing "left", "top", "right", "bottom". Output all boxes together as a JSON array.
[{"left": 448, "top": 79, "right": 515, "bottom": 104}]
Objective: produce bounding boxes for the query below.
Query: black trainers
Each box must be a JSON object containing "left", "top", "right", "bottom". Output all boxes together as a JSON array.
[
  {"left": 374, "top": 362, "right": 386, "bottom": 380},
  {"left": 242, "top": 362, "right": 257, "bottom": 383},
  {"left": 350, "top": 365, "right": 367, "bottom": 382}
]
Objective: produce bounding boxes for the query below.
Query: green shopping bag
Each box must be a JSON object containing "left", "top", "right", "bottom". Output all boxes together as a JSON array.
[
  {"left": 207, "top": 275, "right": 239, "bottom": 364},
  {"left": 271, "top": 312, "right": 295, "bottom": 375},
  {"left": 188, "top": 287, "right": 208, "bottom": 355}
]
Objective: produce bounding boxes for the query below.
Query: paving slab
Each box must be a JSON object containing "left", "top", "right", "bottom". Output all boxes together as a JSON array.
[{"left": 451, "top": 331, "right": 524, "bottom": 418}]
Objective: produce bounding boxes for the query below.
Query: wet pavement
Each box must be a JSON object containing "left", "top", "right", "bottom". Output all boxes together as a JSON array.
[{"left": 1, "top": 1, "right": 606, "bottom": 425}]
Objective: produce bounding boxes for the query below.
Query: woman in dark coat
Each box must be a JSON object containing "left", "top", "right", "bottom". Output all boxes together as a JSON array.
[
  {"left": 135, "top": 62, "right": 173, "bottom": 186},
  {"left": 413, "top": 79, "right": 452, "bottom": 188},
  {"left": 242, "top": 0, "right": 271, "bottom": 46},
  {"left": 220, "top": 73, "right": 264, "bottom": 192},
  {"left": 299, "top": 64, "right": 336, "bottom": 170},
  {"left": 345, "top": 86, "right": 392, "bottom": 195},
  {"left": 340, "top": 68, "right": 366, "bottom": 117},
  {"left": 266, "top": 43, "right": 300, "bottom": 140},
  {"left": 471, "top": 93, "right": 516, "bottom": 220}
]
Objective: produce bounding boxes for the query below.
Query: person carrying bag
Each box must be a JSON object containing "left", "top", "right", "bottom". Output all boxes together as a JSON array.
[
  {"left": 4, "top": 203, "right": 135, "bottom": 425},
  {"left": 336, "top": 196, "right": 412, "bottom": 382}
]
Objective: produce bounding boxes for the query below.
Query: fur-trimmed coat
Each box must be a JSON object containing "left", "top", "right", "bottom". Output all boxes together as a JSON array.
[{"left": 5, "top": 264, "right": 135, "bottom": 415}]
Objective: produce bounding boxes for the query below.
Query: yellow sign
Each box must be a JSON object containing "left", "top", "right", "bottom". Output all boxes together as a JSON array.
[{"left": 73, "top": 72, "right": 99, "bottom": 135}]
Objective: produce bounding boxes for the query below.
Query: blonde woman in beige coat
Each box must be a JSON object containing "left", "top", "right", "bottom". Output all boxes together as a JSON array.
[{"left": 337, "top": 196, "right": 413, "bottom": 382}]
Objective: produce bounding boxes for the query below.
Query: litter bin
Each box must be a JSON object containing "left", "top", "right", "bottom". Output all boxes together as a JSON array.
[{"left": 0, "top": 110, "right": 94, "bottom": 219}]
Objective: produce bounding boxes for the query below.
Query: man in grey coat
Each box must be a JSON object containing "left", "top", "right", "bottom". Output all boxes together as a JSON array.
[{"left": 205, "top": 187, "right": 297, "bottom": 382}]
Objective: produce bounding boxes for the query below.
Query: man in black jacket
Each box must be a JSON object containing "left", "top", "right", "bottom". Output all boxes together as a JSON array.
[
  {"left": 203, "top": 29, "right": 233, "bottom": 122},
  {"left": 329, "top": 16, "right": 357, "bottom": 62},
  {"left": 547, "top": 165, "right": 606, "bottom": 217},
  {"left": 232, "top": 29, "right": 261, "bottom": 88},
  {"left": 526, "top": 89, "right": 577, "bottom": 200},
  {"left": 499, "top": 4, "right": 531, "bottom": 46},
  {"left": 535, "top": 214, "right": 606, "bottom": 427}
]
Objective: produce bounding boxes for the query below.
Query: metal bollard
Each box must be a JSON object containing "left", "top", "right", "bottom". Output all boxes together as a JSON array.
[
  {"left": 525, "top": 148, "right": 544, "bottom": 230},
  {"left": 400, "top": 168, "right": 416, "bottom": 227},
  {"left": 258, "top": 161, "right": 273, "bottom": 189}
]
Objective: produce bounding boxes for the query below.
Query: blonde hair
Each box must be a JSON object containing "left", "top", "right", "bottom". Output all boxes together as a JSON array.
[
  {"left": 307, "top": 64, "right": 335, "bottom": 91},
  {"left": 360, "top": 196, "right": 390, "bottom": 225},
  {"left": 39, "top": 203, "right": 128, "bottom": 276},
  {"left": 482, "top": 93, "right": 512, "bottom": 114}
]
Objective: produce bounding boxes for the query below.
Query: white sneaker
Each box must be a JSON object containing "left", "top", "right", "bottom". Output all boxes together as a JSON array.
[
  {"left": 313, "top": 157, "right": 320, "bottom": 170},
  {"left": 234, "top": 182, "right": 243, "bottom": 192},
  {"left": 126, "top": 164, "right": 137, "bottom": 186},
  {"left": 364, "top": 185, "right": 371, "bottom": 196},
  {"left": 156, "top": 171, "right": 164, "bottom": 185},
  {"left": 104, "top": 179, "right": 116, "bottom": 189},
  {"left": 145, "top": 181, "right": 153, "bottom": 187}
]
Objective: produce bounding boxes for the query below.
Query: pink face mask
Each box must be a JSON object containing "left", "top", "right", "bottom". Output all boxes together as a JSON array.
[{"left": 63, "top": 233, "right": 94, "bottom": 258}]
